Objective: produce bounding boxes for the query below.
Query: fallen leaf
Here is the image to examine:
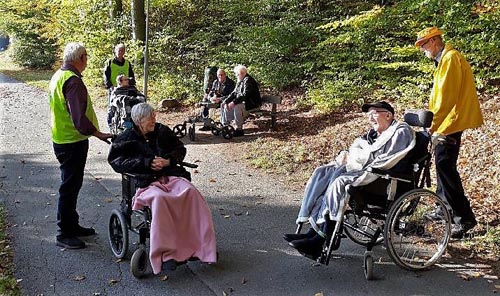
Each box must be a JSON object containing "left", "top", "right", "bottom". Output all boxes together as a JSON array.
[
  {"left": 241, "top": 277, "right": 247, "bottom": 284},
  {"left": 94, "top": 177, "right": 102, "bottom": 180},
  {"left": 314, "top": 293, "right": 324, "bottom": 296},
  {"left": 74, "top": 275, "right": 86, "bottom": 281},
  {"left": 16, "top": 279, "right": 22, "bottom": 283},
  {"left": 224, "top": 215, "right": 230, "bottom": 219},
  {"left": 209, "top": 178, "right": 217, "bottom": 182},
  {"left": 104, "top": 198, "right": 113, "bottom": 203},
  {"left": 14, "top": 200, "right": 20, "bottom": 204},
  {"left": 160, "top": 275, "right": 169, "bottom": 281},
  {"left": 108, "top": 278, "right": 119, "bottom": 284},
  {"left": 222, "top": 292, "right": 227, "bottom": 296},
  {"left": 115, "top": 259, "right": 122, "bottom": 263},
  {"left": 245, "top": 211, "right": 250, "bottom": 216}
]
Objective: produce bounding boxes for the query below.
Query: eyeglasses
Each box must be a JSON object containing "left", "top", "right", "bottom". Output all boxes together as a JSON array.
[
  {"left": 419, "top": 38, "right": 432, "bottom": 49},
  {"left": 366, "top": 110, "right": 389, "bottom": 117}
]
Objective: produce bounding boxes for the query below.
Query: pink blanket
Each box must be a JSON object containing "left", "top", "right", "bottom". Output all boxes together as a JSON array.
[{"left": 132, "top": 176, "right": 217, "bottom": 274}]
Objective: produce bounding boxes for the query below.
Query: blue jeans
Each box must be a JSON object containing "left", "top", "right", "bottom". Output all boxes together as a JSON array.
[{"left": 53, "top": 139, "right": 89, "bottom": 234}]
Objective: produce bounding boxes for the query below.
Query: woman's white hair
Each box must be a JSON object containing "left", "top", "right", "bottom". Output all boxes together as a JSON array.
[
  {"left": 131, "top": 103, "right": 155, "bottom": 125},
  {"left": 234, "top": 64, "right": 247, "bottom": 76},
  {"left": 63, "top": 42, "right": 86, "bottom": 64}
]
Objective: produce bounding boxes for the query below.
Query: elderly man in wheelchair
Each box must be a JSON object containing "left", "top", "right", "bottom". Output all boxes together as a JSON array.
[{"left": 284, "top": 101, "right": 451, "bottom": 279}]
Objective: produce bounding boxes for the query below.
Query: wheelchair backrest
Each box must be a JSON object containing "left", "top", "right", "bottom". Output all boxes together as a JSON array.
[{"left": 404, "top": 109, "right": 433, "bottom": 128}]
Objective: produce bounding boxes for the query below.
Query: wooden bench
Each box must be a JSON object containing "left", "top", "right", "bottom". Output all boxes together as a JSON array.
[{"left": 247, "top": 95, "right": 282, "bottom": 129}]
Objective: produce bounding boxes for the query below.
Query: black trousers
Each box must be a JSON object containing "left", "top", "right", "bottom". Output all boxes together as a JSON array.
[
  {"left": 434, "top": 132, "right": 475, "bottom": 225},
  {"left": 53, "top": 139, "right": 89, "bottom": 234}
]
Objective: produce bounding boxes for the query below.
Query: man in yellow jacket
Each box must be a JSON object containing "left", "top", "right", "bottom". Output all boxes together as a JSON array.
[{"left": 415, "top": 27, "right": 483, "bottom": 239}]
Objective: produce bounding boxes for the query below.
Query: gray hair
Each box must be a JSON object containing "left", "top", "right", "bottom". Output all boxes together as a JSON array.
[
  {"left": 116, "top": 74, "right": 125, "bottom": 85},
  {"left": 63, "top": 42, "right": 86, "bottom": 64},
  {"left": 115, "top": 43, "right": 125, "bottom": 54},
  {"left": 131, "top": 103, "right": 155, "bottom": 125},
  {"left": 234, "top": 65, "right": 247, "bottom": 76}
]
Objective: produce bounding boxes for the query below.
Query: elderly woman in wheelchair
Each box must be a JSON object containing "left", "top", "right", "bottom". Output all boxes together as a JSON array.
[
  {"left": 284, "top": 101, "right": 451, "bottom": 279},
  {"left": 108, "top": 102, "right": 217, "bottom": 277}
]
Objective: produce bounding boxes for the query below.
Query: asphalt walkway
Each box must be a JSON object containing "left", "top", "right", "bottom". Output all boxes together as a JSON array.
[{"left": 0, "top": 73, "right": 496, "bottom": 295}]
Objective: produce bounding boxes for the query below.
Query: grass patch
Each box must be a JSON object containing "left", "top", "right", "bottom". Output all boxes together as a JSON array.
[
  {"left": 0, "top": 208, "right": 20, "bottom": 296},
  {"left": 0, "top": 50, "right": 107, "bottom": 108}
]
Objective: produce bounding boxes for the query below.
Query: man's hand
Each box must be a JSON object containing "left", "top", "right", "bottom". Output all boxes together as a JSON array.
[
  {"left": 93, "top": 131, "right": 113, "bottom": 144},
  {"left": 431, "top": 133, "right": 446, "bottom": 146},
  {"left": 228, "top": 102, "right": 235, "bottom": 110},
  {"left": 211, "top": 97, "right": 222, "bottom": 104},
  {"left": 151, "top": 156, "right": 170, "bottom": 171}
]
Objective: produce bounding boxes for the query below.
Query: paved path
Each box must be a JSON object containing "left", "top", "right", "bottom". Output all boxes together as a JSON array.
[{"left": 0, "top": 73, "right": 497, "bottom": 295}]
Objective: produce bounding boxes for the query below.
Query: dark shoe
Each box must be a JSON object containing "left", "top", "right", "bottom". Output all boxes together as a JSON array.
[
  {"left": 199, "top": 126, "right": 211, "bottom": 131},
  {"left": 283, "top": 228, "right": 316, "bottom": 242},
  {"left": 73, "top": 225, "right": 96, "bottom": 237},
  {"left": 425, "top": 207, "right": 445, "bottom": 221},
  {"left": 233, "top": 129, "right": 244, "bottom": 137},
  {"left": 56, "top": 235, "right": 86, "bottom": 249},
  {"left": 289, "top": 235, "right": 325, "bottom": 260},
  {"left": 451, "top": 221, "right": 477, "bottom": 239}
]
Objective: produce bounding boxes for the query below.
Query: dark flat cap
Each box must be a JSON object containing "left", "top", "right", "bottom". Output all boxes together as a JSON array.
[{"left": 361, "top": 101, "right": 395, "bottom": 115}]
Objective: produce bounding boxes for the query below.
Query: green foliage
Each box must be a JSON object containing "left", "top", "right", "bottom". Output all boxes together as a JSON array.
[
  {"left": 0, "top": 208, "right": 20, "bottom": 296},
  {"left": 0, "top": 0, "right": 56, "bottom": 68},
  {"left": 0, "top": 0, "right": 499, "bottom": 109}
]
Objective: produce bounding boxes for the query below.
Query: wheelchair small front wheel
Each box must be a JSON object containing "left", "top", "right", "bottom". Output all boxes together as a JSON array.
[
  {"left": 211, "top": 122, "right": 223, "bottom": 136},
  {"left": 108, "top": 209, "right": 129, "bottom": 259},
  {"left": 344, "top": 212, "right": 384, "bottom": 247},
  {"left": 173, "top": 123, "right": 187, "bottom": 138},
  {"left": 363, "top": 252, "right": 374, "bottom": 280},
  {"left": 221, "top": 125, "right": 235, "bottom": 139},
  {"left": 188, "top": 124, "right": 195, "bottom": 141},
  {"left": 131, "top": 246, "right": 149, "bottom": 278}
]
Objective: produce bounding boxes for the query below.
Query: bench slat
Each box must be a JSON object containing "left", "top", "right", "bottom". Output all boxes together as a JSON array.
[{"left": 261, "top": 95, "right": 282, "bottom": 105}]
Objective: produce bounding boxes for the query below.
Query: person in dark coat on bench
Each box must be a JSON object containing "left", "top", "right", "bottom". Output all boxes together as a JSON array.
[{"left": 220, "top": 65, "right": 261, "bottom": 137}]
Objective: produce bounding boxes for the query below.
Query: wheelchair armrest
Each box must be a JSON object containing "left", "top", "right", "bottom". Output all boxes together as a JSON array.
[
  {"left": 180, "top": 161, "right": 198, "bottom": 169},
  {"left": 366, "top": 167, "right": 412, "bottom": 183}
]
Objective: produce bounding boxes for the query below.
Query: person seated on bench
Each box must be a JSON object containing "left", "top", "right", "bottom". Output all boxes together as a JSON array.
[
  {"left": 107, "top": 102, "right": 217, "bottom": 274},
  {"left": 220, "top": 65, "right": 261, "bottom": 137},
  {"left": 199, "top": 69, "right": 235, "bottom": 131},
  {"left": 284, "top": 101, "right": 416, "bottom": 259}
]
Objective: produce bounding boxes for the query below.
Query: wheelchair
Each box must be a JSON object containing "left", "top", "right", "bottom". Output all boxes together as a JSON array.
[
  {"left": 293, "top": 110, "right": 452, "bottom": 280},
  {"left": 107, "top": 162, "right": 198, "bottom": 278},
  {"left": 108, "top": 88, "right": 146, "bottom": 135}
]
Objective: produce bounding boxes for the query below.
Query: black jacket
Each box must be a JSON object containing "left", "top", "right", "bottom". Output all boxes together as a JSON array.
[
  {"left": 108, "top": 123, "right": 189, "bottom": 185},
  {"left": 209, "top": 77, "right": 235, "bottom": 98},
  {"left": 223, "top": 74, "right": 261, "bottom": 110}
]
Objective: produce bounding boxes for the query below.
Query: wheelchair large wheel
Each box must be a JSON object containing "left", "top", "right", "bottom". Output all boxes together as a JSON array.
[
  {"left": 131, "top": 246, "right": 149, "bottom": 278},
  {"left": 108, "top": 209, "right": 129, "bottom": 259},
  {"left": 384, "top": 189, "right": 451, "bottom": 271},
  {"left": 344, "top": 211, "right": 384, "bottom": 246}
]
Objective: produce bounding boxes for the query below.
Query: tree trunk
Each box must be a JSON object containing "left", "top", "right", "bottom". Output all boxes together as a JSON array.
[
  {"left": 131, "top": 0, "right": 146, "bottom": 42},
  {"left": 110, "top": 0, "right": 123, "bottom": 20}
]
